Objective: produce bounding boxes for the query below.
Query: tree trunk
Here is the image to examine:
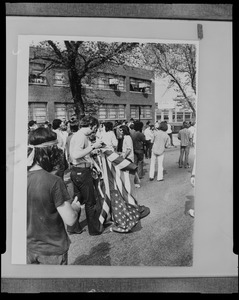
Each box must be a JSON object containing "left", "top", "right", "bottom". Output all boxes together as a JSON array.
[{"left": 68, "top": 69, "right": 85, "bottom": 119}]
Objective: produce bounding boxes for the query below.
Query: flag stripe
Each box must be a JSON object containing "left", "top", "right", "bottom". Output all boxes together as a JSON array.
[{"left": 98, "top": 150, "right": 139, "bottom": 230}]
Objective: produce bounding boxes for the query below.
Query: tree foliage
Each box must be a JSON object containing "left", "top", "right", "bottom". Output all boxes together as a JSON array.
[
  {"left": 127, "top": 43, "right": 197, "bottom": 117},
  {"left": 30, "top": 40, "right": 139, "bottom": 118}
]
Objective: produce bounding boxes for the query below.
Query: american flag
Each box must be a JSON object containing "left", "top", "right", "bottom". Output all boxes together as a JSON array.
[{"left": 97, "top": 149, "right": 141, "bottom": 233}]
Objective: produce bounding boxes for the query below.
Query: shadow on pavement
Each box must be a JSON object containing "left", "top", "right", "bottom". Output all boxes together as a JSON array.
[{"left": 72, "top": 242, "right": 111, "bottom": 265}]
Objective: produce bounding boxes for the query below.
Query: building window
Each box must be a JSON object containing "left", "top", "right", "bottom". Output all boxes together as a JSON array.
[
  {"left": 55, "top": 103, "right": 75, "bottom": 121},
  {"left": 91, "top": 73, "right": 126, "bottom": 91},
  {"left": 28, "top": 102, "right": 47, "bottom": 124},
  {"left": 98, "top": 104, "right": 126, "bottom": 120},
  {"left": 54, "top": 71, "right": 69, "bottom": 86},
  {"left": 185, "top": 112, "right": 191, "bottom": 121},
  {"left": 130, "top": 105, "right": 152, "bottom": 119},
  {"left": 176, "top": 112, "right": 183, "bottom": 122},
  {"left": 162, "top": 109, "right": 169, "bottom": 121},
  {"left": 29, "top": 62, "right": 47, "bottom": 85},
  {"left": 130, "top": 78, "right": 151, "bottom": 93}
]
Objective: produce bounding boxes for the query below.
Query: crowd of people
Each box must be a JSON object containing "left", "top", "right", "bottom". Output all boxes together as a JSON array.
[{"left": 27, "top": 116, "right": 196, "bottom": 264}]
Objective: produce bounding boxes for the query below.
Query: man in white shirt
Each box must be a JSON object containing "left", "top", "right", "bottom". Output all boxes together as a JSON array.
[
  {"left": 69, "top": 116, "right": 104, "bottom": 235},
  {"left": 165, "top": 121, "right": 175, "bottom": 147},
  {"left": 144, "top": 123, "right": 154, "bottom": 159}
]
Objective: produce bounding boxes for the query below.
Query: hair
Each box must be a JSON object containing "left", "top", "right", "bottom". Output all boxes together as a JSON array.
[
  {"left": 150, "top": 125, "right": 154, "bottom": 130},
  {"left": 134, "top": 121, "right": 144, "bottom": 132},
  {"left": 52, "top": 119, "right": 62, "bottom": 130},
  {"left": 183, "top": 121, "right": 189, "bottom": 128},
  {"left": 120, "top": 125, "right": 130, "bottom": 136},
  {"left": 104, "top": 121, "right": 113, "bottom": 132},
  {"left": 79, "top": 115, "right": 99, "bottom": 128},
  {"left": 28, "top": 127, "right": 64, "bottom": 172},
  {"left": 69, "top": 120, "right": 79, "bottom": 133},
  {"left": 146, "top": 121, "right": 150, "bottom": 126},
  {"left": 28, "top": 120, "right": 36, "bottom": 127},
  {"left": 129, "top": 123, "right": 135, "bottom": 130},
  {"left": 159, "top": 122, "right": 168, "bottom": 132}
]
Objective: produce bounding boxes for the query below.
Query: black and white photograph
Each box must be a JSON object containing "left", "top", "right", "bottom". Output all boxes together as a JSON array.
[
  {"left": 4, "top": 4, "right": 237, "bottom": 293},
  {"left": 14, "top": 36, "right": 198, "bottom": 266}
]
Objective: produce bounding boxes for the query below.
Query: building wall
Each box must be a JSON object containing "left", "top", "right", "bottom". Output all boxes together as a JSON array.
[{"left": 28, "top": 62, "right": 155, "bottom": 125}]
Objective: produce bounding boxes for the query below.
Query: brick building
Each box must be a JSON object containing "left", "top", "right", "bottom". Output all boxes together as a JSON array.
[{"left": 28, "top": 47, "right": 155, "bottom": 125}]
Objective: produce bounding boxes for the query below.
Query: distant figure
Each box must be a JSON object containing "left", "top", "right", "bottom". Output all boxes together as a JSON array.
[
  {"left": 149, "top": 121, "right": 170, "bottom": 182},
  {"left": 144, "top": 123, "right": 154, "bottom": 159},
  {"left": 120, "top": 125, "right": 141, "bottom": 188},
  {"left": 178, "top": 121, "right": 193, "bottom": 168},
  {"left": 100, "top": 121, "right": 118, "bottom": 151},
  {"left": 130, "top": 121, "right": 145, "bottom": 179},
  {"left": 165, "top": 121, "right": 175, "bottom": 147}
]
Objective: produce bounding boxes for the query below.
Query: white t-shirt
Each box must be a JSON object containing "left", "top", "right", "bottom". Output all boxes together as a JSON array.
[
  {"left": 122, "top": 135, "right": 134, "bottom": 162},
  {"left": 101, "top": 130, "right": 118, "bottom": 150},
  {"left": 144, "top": 127, "right": 154, "bottom": 141},
  {"left": 166, "top": 123, "right": 172, "bottom": 134}
]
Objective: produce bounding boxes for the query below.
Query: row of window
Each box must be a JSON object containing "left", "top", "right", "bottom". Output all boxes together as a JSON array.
[
  {"left": 29, "top": 63, "right": 152, "bottom": 93},
  {"left": 28, "top": 102, "right": 152, "bottom": 124},
  {"left": 157, "top": 110, "right": 193, "bottom": 122}
]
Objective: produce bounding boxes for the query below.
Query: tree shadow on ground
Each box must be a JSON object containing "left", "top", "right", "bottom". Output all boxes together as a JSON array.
[
  {"left": 184, "top": 195, "right": 194, "bottom": 215},
  {"left": 72, "top": 242, "right": 111, "bottom": 265}
]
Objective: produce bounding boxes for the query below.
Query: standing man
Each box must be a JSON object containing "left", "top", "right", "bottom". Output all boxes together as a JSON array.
[
  {"left": 130, "top": 121, "right": 145, "bottom": 179},
  {"left": 144, "top": 122, "right": 154, "bottom": 159},
  {"left": 69, "top": 116, "right": 104, "bottom": 235},
  {"left": 165, "top": 121, "right": 175, "bottom": 147},
  {"left": 178, "top": 121, "right": 193, "bottom": 168}
]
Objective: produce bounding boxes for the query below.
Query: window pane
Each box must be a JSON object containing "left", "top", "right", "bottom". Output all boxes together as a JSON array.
[
  {"left": 32, "top": 103, "right": 47, "bottom": 123},
  {"left": 108, "top": 105, "right": 117, "bottom": 119},
  {"left": 98, "top": 105, "right": 107, "bottom": 120},
  {"left": 29, "top": 62, "right": 47, "bottom": 85},
  {"left": 118, "top": 105, "right": 125, "bottom": 119},
  {"left": 55, "top": 104, "right": 67, "bottom": 120},
  {"left": 130, "top": 78, "right": 151, "bottom": 93},
  {"left": 54, "top": 71, "right": 68, "bottom": 85}
]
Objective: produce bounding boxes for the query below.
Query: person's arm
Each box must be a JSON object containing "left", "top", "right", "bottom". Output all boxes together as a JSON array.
[
  {"left": 178, "top": 131, "right": 181, "bottom": 140},
  {"left": 52, "top": 178, "right": 81, "bottom": 226},
  {"left": 57, "top": 198, "right": 81, "bottom": 226},
  {"left": 71, "top": 136, "right": 103, "bottom": 160},
  {"left": 111, "top": 131, "right": 118, "bottom": 148},
  {"left": 121, "top": 136, "right": 132, "bottom": 159}
]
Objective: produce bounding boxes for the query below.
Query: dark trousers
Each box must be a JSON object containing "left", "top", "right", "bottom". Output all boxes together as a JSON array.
[
  {"left": 70, "top": 167, "right": 102, "bottom": 235},
  {"left": 168, "top": 133, "right": 174, "bottom": 146},
  {"left": 134, "top": 150, "right": 144, "bottom": 179},
  {"left": 144, "top": 140, "right": 153, "bottom": 158},
  {"left": 179, "top": 145, "right": 190, "bottom": 167}
]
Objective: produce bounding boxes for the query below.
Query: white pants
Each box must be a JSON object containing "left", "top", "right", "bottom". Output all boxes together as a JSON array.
[{"left": 149, "top": 153, "right": 164, "bottom": 180}]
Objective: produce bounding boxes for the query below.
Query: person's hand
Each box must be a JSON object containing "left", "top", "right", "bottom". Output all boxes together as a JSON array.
[
  {"left": 71, "top": 196, "right": 81, "bottom": 213},
  {"left": 93, "top": 140, "right": 104, "bottom": 149}
]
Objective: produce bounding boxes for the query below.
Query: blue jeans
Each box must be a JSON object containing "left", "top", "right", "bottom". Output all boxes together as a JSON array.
[{"left": 70, "top": 167, "right": 103, "bottom": 235}]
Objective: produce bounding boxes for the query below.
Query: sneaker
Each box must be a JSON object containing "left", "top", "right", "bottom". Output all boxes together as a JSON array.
[
  {"left": 157, "top": 179, "right": 164, "bottom": 182},
  {"left": 188, "top": 209, "right": 195, "bottom": 218},
  {"left": 149, "top": 178, "right": 154, "bottom": 181},
  {"left": 135, "top": 184, "right": 140, "bottom": 188}
]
